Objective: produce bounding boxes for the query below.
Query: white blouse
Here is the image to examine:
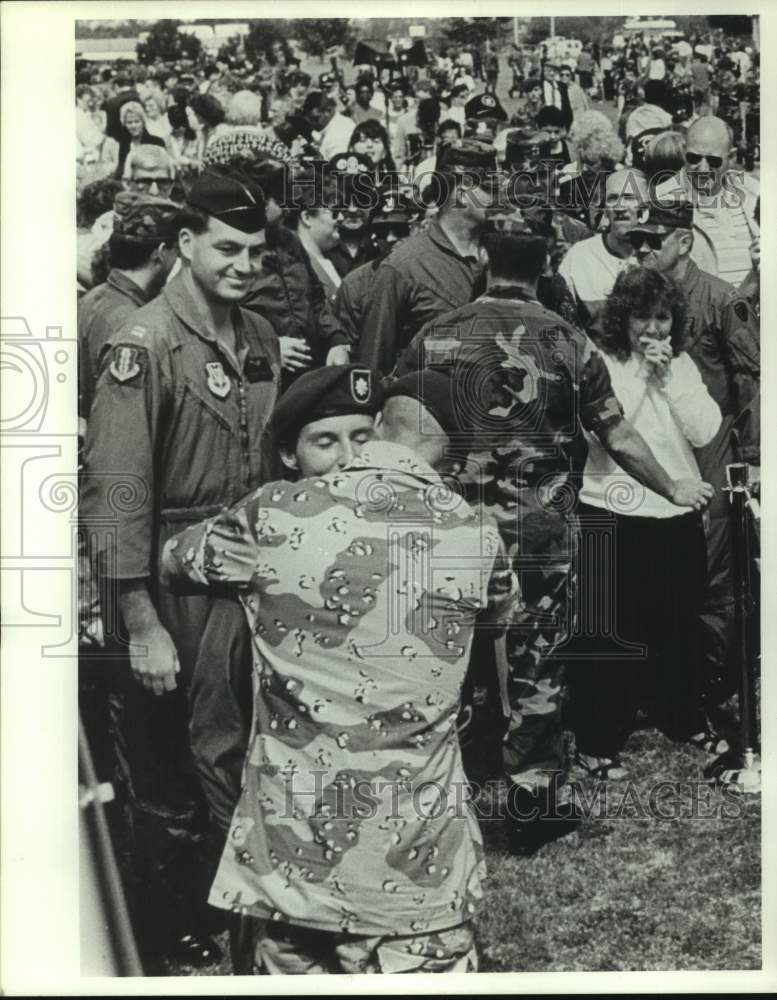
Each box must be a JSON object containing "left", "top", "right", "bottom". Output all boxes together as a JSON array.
[{"left": 580, "top": 350, "right": 721, "bottom": 519}]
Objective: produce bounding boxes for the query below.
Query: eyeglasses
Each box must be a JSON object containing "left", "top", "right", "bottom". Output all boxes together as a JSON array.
[
  {"left": 128, "top": 177, "right": 175, "bottom": 195},
  {"left": 685, "top": 151, "right": 724, "bottom": 169},
  {"left": 628, "top": 231, "right": 665, "bottom": 251}
]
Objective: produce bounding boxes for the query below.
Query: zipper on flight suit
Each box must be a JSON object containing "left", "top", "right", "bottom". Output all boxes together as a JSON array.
[{"left": 237, "top": 374, "right": 251, "bottom": 494}]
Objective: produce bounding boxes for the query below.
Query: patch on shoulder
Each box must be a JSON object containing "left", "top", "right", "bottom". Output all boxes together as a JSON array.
[
  {"left": 127, "top": 325, "right": 148, "bottom": 339},
  {"left": 109, "top": 344, "right": 146, "bottom": 385}
]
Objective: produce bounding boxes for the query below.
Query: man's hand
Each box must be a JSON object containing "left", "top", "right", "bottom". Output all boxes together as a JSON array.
[
  {"left": 129, "top": 623, "right": 180, "bottom": 696},
  {"left": 325, "top": 344, "right": 351, "bottom": 366},
  {"left": 749, "top": 236, "right": 760, "bottom": 273},
  {"left": 279, "top": 336, "right": 313, "bottom": 372},
  {"left": 670, "top": 478, "right": 714, "bottom": 510}
]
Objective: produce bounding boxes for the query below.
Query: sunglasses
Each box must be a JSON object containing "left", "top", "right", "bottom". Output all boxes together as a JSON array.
[
  {"left": 130, "top": 177, "right": 175, "bottom": 195},
  {"left": 685, "top": 151, "right": 724, "bottom": 169},
  {"left": 629, "top": 231, "right": 665, "bottom": 251}
]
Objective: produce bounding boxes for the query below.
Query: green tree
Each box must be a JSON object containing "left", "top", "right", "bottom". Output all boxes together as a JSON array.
[
  {"left": 136, "top": 20, "right": 203, "bottom": 63},
  {"left": 244, "top": 19, "right": 294, "bottom": 64},
  {"left": 441, "top": 17, "right": 511, "bottom": 47},
  {"left": 290, "top": 18, "right": 355, "bottom": 58}
]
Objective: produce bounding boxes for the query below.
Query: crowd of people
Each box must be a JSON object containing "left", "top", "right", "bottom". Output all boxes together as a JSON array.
[{"left": 76, "top": 21, "right": 761, "bottom": 977}]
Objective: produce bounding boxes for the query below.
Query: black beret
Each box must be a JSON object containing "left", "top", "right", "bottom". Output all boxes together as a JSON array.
[
  {"left": 633, "top": 198, "right": 694, "bottom": 231},
  {"left": 271, "top": 365, "right": 384, "bottom": 443},
  {"left": 464, "top": 92, "right": 507, "bottom": 122},
  {"left": 186, "top": 171, "right": 266, "bottom": 233},
  {"left": 382, "top": 369, "right": 463, "bottom": 439},
  {"left": 372, "top": 189, "right": 416, "bottom": 225}
]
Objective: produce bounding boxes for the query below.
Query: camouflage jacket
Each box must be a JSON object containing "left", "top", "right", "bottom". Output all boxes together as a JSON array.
[
  {"left": 395, "top": 288, "right": 624, "bottom": 579},
  {"left": 161, "top": 441, "right": 519, "bottom": 936}
]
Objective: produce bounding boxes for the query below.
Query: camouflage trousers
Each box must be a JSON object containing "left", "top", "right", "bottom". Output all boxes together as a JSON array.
[
  {"left": 252, "top": 919, "right": 477, "bottom": 975},
  {"left": 500, "top": 557, "right": 575, "bottom": 790}
]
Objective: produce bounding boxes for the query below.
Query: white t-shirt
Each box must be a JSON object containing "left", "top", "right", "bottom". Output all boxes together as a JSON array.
[
  {"left": 655, "top": 170, "right": 760, "bottom": 287},
  {"left": 317, "top": 112, "right": 356, "bottom": 161},
  {"left": 580, "top": 351, "right": 721, "bottom": 518},
  {"left": 558, "top": 233, "right": 635, "bottom": 326}
]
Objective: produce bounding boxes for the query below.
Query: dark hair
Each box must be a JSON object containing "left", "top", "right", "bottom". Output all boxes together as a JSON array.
[
  {"left": 348, "top": 119, "right": 396, "bottom": 172},
  {"left": 437, "top": 118, "right": 462, "bottom": 138},
  {"left": 77, "top": 177, "right": 124, "bottom": 229},
  {"left": 167, "top": 102, "right": 196, "bottom": 141},
  {"left": 190, "top": 92, "right": 226, "bottom": 128},
  {"left": 176, "top": 204, "right": 212, "bottom": 235},
  {"left": 108, "top": 233, "right": 168, "bottom": 270},
  {"left": 416, "top": 97, "right": 441, "bottom": 131},
  {"left": 114, "top": 74, "right": 131, "bottom": 89},
  {"left": 169, "top": 85, "right": 189, "bottom": 106},
  {"left": 644, "top": 79, "right": 671, "bottom": 111},
  {"left": 537, "top": 105, "right": 565, "bottom": 128},
  {"left": 483, "top": 233, "right": 548, "bottom": 283},
  {"left": 559, "top": 64, "right": 573, "bottom": 74},
  {"left": 601, "top": 268, "right": 688, "bottom": 361},
  {"left": 302, "top": 90, "right": 334, "bottom": 117}
]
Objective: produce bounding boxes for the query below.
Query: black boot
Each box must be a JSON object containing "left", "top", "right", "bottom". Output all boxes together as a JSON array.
[{"left": 504, "top": 780, "right": 581, "bottom": 857}]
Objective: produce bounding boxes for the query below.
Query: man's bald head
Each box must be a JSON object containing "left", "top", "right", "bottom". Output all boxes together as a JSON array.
[
  {"left": 687, "top": 116, "right": 734, "bottom": 154},
  {"left": 375, "top": 395, "right": 450, "bottom": 470},
  {"left": 685, "top": 116, "right": 734, "bottom": 196}
]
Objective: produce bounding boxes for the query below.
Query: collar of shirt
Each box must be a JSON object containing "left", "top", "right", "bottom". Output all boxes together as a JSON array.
[
  {"left": 426, "top": 218, "right": 481, "bottom": 264},
  {"left": 346, "top": 440, "right": 440, "bottom": 483},
  {"left": 106, "top": 268, "right": 151, "bottom": 308},
  {"left": 162, "top": 269, "right": 250, "bottom": 374},
  {"left": 682, "top": 257, "right": 702, "bottom": 294}
]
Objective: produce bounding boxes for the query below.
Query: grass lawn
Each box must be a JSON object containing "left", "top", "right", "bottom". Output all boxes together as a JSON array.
[
  {"left": 474, "top": 728, "right": 761, "bottom": 972},
  {"left": 161, "top": 723, "right": 760, "bottom": 976}
]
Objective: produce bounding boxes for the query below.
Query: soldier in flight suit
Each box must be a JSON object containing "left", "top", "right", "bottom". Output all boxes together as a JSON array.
[
  {"left": 398, "top": 210, "right": 714, "bottom": 853},
  {"left": 82, "top": 173, "right": 281, "bottom": 965}
]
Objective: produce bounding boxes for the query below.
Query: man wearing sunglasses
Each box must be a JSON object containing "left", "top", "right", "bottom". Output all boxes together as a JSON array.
[
  {"left": 655, "top": 116, "right": 759, "bottom": 287},
  {"left": 631, "top": 197, "right": 760, "bottom": 731}
]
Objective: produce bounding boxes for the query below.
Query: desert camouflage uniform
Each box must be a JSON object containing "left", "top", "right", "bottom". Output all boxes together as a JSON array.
[
  {"left": 162, "top": 441, "right": 518, "bottom": 968},
  {"left": 397, "top": 286, "right": 624, "bottom": 790}
]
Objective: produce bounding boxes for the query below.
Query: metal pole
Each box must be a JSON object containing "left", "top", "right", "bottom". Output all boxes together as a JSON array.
[
  {"left": 550, "top": 17, "right": 555, "bottom": 39},
  {"left": 712, "top": 461, "right": 761, "bottom": 792},
  {"left": 514, "top": 17, "right": 519, "bottom": 45}
]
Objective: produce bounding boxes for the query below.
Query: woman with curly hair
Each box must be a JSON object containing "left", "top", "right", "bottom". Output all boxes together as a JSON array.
[
  {"left": 188, "top": 92, "right": 228, "bottom": 169},
  {"left": 557, "top": 110, "right": 624, "bottom": 228},
  {"left": 570, "top": 267, "right": 721, "bottom": 779},
  {"left": 348, "top": 119, "right": 396, "bottom": 183}
]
